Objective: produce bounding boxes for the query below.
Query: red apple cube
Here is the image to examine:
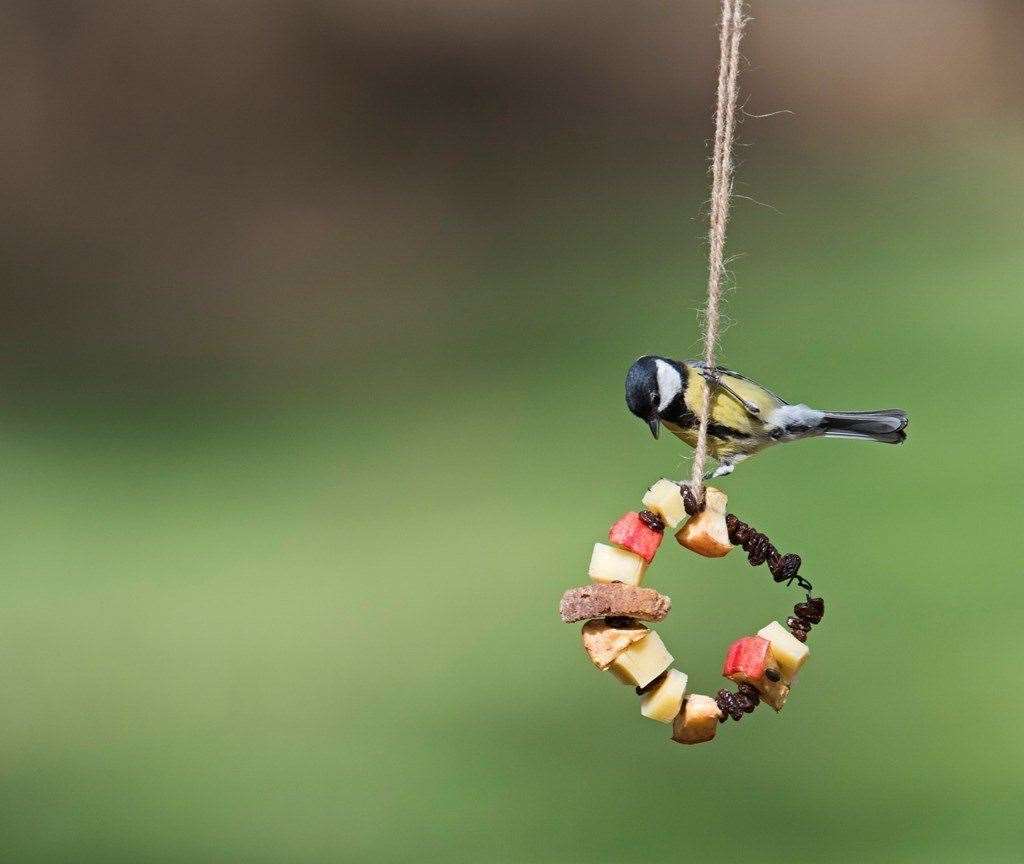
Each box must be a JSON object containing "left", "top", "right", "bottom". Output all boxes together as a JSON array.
[
  {"left": 722, "top": 636, "right": 771, "bottom": 681},
  {"left": 722, "top": 635, "right": 789, "bottom": 711},
  {"left": 608, "top": 512, "right": 663, "bottom": 563}
]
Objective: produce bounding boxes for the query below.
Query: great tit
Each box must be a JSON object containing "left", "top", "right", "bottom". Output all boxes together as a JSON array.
[{"left": 625, "top": 355, "right": 908, "bottom": 478}]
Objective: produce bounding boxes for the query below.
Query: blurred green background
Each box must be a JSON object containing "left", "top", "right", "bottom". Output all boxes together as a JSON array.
[{"left": 1, "top": 2, "right": 1022, "bottom": 862}]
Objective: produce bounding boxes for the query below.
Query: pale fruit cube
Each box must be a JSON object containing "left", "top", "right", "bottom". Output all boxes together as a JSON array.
[
  {"left": 671, "top": 694, "right": 721, "bottom": 745},
  {"left": 640, "top": 668, "right": 688, "bottom": 724},
  {"left": 581, "top": 618, "right": 649, "bottom": 670},
  {"left": 757, "top": 620, "right": 809, "bottom": 682},
  {"left": 588, "top": 542, "right": 647, "bottom": 586},
  {"left": 641, "top": 479, "right": 687, "bottom": 530},
  {"left": 759, "top": 681, "right": 789, "bottom": 711},
  {"left": 610, "top": 631, "right": 673, "bottom": 687},
  {"left": 676, "top": 486, "right": 732, "bottom": 558}
]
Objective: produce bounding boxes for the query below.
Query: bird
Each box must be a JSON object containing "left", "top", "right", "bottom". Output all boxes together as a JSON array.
[{"left": 625, "top": 355, "right": 908, "bottom": 479}]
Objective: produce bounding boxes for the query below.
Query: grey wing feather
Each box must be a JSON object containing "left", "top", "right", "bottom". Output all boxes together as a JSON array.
[{"left": 704, "top": 362, "right": 791, "bottom": 405}]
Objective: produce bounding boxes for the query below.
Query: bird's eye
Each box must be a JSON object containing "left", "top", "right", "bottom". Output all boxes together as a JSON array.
[
  {"left": 765, "top": 668, "right": 781, "bottom": 683},
  {"left": 650, "top": 391, "right": 658, "bottom": 401}
]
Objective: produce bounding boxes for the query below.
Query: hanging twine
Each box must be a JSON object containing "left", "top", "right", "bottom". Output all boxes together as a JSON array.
[{"left": 689, "top": 0, "right": 747, "bottom": 504}]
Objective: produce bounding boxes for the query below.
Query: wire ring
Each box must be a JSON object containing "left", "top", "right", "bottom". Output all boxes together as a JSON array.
[{"left": 558, "top": 479, "right": 825, "bottom": 745}]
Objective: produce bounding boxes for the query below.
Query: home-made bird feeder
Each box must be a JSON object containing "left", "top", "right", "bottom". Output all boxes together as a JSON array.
[
  {"left": 559, "top": 481, "right": 824, "bottom": 745},
  {"left": 556, "top": 1, "right": 833, "bottom": 746}
]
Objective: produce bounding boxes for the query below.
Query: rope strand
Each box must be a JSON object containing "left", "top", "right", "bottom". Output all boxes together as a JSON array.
[{"left": 689, "top": 0, "right": 747, "bottom": 502}]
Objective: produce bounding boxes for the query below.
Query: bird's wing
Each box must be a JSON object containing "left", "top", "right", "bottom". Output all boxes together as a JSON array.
[
  {"left": 680, "top": 362, "right": 782, "bottom": 437},
  {"left": 712, "top": 365, "right": 790, "bottom": 407}
]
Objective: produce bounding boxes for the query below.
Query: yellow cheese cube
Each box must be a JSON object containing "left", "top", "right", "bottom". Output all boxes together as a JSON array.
[
  {"left": 588, "top": 542, "right": 647, "bottom": 586},
  {"left": 757, "top": 620, "right": 810, "bottom": 682},
  {"left": 581, "top": 619, "right": 649, "bottom": 670},
  {"left": 641, "top": 479, "right": 687, "bottom": 529},
  {"left": 640, "top": 668, "right": 688, "bottom": 724},
  {"left": 610, "top": 631, "right": 673, "bottom": 687}
]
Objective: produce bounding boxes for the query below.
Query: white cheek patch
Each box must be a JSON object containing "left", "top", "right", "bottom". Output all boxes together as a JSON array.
[{"left": 654, "top": 359, "right": 683, "bottom": 411}]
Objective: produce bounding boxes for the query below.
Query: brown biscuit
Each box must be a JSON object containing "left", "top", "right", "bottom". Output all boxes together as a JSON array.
[{"left": 559, "top": 583, "right": 671, "bottom": 623}]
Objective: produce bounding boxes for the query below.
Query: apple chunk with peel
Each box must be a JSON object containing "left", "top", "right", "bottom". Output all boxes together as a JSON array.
[
  {"left": 610, "top": 631, "right": 673, "bottom": 688},
  {"left": 722, "top": 635, "right": 790, "bottom": 711},
  {"left": 641, "top": 479, "right": 687, "bottom": 530},
  {"left": 757, "top": 621, "right": 809, "bottom": 682},
  {"left": 608, "top": 512, "right": 663, "bottom": 563},
  {"left": 675, "top": 486, "right": 732, "bottom": 558},
  {"left": 588, "top": 543, "right": 647, "bottom": 586},
  {"left": 723, "top": 635, "right": 771, "bottom": 679},
  {"left": 640, "top": 669, "right": 688, "bottom": 723},
  {"left": 581, "top": 619, "right": 649, "bottom": 670},
  {"left": 671, "top": 694, "right": 721, "bottom": 744}
]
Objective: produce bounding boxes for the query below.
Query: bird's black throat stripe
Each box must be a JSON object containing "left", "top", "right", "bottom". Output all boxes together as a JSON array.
[
  {"left": 659, "top": 361, "right": 752, "bottom": 441},
  {"left": 661, "top": 403, "right": 751, "bottom": 441}
]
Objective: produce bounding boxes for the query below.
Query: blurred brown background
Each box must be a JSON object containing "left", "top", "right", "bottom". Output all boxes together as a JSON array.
[{"left": 3, "top": 0, "right": 1022, "bottom": 375}]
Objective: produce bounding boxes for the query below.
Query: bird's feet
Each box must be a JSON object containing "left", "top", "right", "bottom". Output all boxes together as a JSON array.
[{"left": 705, "top": 462, "right": 735, "bottom": 481}]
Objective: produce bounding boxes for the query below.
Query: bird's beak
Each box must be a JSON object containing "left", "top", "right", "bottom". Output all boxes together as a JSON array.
[{"left": 648, "top": 416, "right": 660, "bottom": 439}]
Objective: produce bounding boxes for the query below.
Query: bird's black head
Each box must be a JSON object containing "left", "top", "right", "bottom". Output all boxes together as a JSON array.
[{"left": 625, "top": 354, "right": 672, "bottom": 439}]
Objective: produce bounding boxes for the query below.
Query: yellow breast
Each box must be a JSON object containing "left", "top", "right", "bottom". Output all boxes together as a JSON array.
[{"left": 665, "top": 364, "right": 784, "bottom": 459}]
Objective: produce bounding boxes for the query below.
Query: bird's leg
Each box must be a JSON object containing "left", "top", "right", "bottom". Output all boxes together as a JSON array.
[
  {"left": 707, "top": 462, "right": 735, "bottom": 480},
  {"left": 697, "top": 366, "right": 761, "bottom": 417},
  {"left": 704, "top": 453, "right": 748, "bottom": 480}
]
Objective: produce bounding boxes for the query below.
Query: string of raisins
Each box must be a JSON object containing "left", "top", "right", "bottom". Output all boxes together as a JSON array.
[
  {"left": 716, "top": 683, "right": 760, "bottom": 722},
  {"left": 681, "top": 484, "right": 810, "bottom": 591},
  {"left": 787, "top": 595, "right": 825, "bottom": 642},
  {"left": 638, "top": 510, "right": 665, "bottom": 532},
  {"left": 724, "top": 513, "right": 813, "bottom": 592},
  {"left": 676, "top": 484, "right": 827, "bottom": 728}
]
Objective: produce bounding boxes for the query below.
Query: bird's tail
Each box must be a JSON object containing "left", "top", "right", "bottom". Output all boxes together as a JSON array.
[{"left": 820, "top": 409, "right": 908, "bottom": 444}]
